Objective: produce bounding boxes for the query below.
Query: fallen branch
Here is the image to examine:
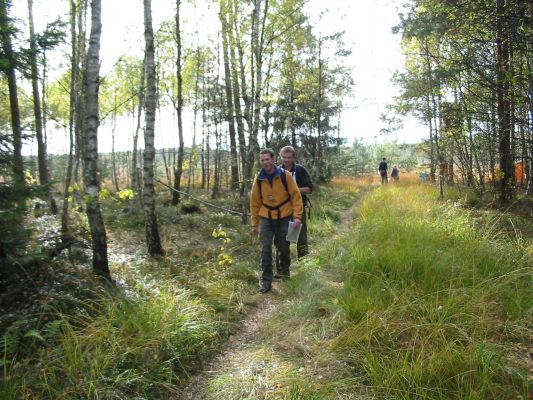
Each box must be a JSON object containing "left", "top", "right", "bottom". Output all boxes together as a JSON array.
[{"left": 155, "top": 180, "right": 245, "bottom": 216}]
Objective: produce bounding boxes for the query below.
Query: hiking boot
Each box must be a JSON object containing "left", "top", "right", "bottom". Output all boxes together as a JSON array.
[
  {"left": 259, "top": 282, "right": 271, "bottom": 293},
  {"left": 274, "top": 271, "right": 290, "bottom": 280}
]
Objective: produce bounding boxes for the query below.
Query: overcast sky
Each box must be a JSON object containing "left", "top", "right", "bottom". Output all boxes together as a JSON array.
[
  {"left": 306, "top": 0, "right": 426, "bottom": 145},
  {"left": 15, "top": 0, "right": 427, "bottom": 155}
]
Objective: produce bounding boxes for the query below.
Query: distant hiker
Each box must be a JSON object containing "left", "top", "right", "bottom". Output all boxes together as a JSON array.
[
  {"left": 378, "top": 157, "right": 388, "bottom": 185},
  {"left": 278, "top": 145, "right": 313, "bottom": 266},
  {"left": 250, "top": 149, "right": 304, "bottom": 293},
  {"left": 391, "top": 165, "right": 400, "bottom": 182}
]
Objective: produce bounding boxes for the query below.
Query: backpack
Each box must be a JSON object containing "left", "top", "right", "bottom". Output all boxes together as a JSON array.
[{"left": 256, "top": 171, "right": 290, "bottom": 220}]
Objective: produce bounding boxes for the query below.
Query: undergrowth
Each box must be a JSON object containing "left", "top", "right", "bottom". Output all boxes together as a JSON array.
[{"left": 0, "top": 188, "right": 259, "bottom": 399}]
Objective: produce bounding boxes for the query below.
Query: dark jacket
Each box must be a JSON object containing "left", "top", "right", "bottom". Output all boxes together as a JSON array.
[
  {"left": 282, "top": 163, "right": 313, "bottom": 206},
  {"left": 378, "top": 161, "right": 388, "bottom": 172}
]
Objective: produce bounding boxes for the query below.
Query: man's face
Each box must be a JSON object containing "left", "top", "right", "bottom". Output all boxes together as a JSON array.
[
  {"left": 281, "top": 152, "right": 295, "bottom": 168},
  {"left": 260, "top": 153, "right": 276, "bottom": 173}
]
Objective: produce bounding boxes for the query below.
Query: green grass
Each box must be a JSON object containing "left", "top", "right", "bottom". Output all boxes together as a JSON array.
[
  {"left": 2, "top": 282, "right": 224, "bottom": 398},
  {"left": 261, "top": 182, "right": 532, "bottom": 399}
]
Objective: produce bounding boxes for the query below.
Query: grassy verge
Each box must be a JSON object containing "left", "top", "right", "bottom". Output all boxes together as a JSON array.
[
  {"left": 1, "top": 191, "right": 259, "bottom": 398},
  {"left": 219, "top": 179, "right": 531, "bottom": 399}
]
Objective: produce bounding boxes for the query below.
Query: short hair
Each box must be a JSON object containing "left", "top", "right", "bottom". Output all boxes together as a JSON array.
[
  {"left": 382, "top": 157, "right": 386, "bottom": 160},
  {"left": 259, "top": 148, "right": 275, "bottom": 158},
  {"left": 279, "top": 145, "right": 296, "bottom": 157}
]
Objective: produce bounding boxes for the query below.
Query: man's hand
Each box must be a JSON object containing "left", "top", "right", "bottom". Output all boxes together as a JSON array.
[
  {"left": 291, "top": 218, "right": 301, "bottom": 228},
  {"left": 251, "top": 226, "right": 259, "bottom": 236}
]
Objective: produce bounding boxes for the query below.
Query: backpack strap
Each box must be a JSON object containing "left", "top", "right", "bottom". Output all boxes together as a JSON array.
[
  {"left": 256, "top": 172, "right": 291, "bottom": 222},
  {"left": 280, "top": 169, "right": 289, "bottom": 193}
]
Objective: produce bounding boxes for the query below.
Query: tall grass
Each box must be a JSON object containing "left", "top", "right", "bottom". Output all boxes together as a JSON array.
[
  {"left": 335, "top": 185, "right": 530, "bottom": 398},
  {"left": 1, "top": 282, "right": 223, "bottom": 398},
  {"left": 269, "top": 182, "right": 531, "bottom": 399}
]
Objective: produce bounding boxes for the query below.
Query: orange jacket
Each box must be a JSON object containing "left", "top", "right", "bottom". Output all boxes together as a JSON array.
[{"left": 250, "top": 167, "right": 303, "bottom": 227}]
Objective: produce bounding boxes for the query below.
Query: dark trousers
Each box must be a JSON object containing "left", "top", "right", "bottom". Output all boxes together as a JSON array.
[
  {"left": 260, "top": 217, "right": 290, "bottom": 284},
  {"left": 380, "top": 171, "right": 388, "bottom": 184}
]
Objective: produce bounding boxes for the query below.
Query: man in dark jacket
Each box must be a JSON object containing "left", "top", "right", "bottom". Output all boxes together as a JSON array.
[
  {"left": 278, "top": 146, "right": 313, "bottom": 268},
  {"left": 378, "top": 157, "right": 388, "bottom": 185}
]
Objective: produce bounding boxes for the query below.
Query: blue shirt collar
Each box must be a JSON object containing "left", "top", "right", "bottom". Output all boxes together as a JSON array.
[{"left": 258, "top": 166, "right": 283, "bottom": 180}]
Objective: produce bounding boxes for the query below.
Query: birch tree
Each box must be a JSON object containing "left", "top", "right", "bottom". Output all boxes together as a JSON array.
[
  {"left": 143, "top": 0, "right": 164, "bottom": 256},
  {"left": 83, "top": 0, "right": 111, "bottom": 281}
]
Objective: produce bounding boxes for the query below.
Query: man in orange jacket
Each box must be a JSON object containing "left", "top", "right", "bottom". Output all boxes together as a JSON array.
[{"left": 250, "top": 149, "right": 303, "bottom": 293}]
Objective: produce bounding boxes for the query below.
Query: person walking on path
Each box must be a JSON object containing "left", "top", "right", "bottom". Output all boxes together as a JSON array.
[
  {"left": 391, "top": 165, "right": 400, "bottom": 182},
  {"left": 250, "top": 149, "right": 304, "bottom": 293},
  {"left": 378, "top": 157, "right": 388, "bottom": 185},
  {"left": 278, "top": 145, "right": 313, "bottom": 264}
]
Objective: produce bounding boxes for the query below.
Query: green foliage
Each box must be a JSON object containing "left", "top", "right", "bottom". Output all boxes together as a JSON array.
[
  {"left": 0, "top": 78, "right": 33, "bottom": 132},
  {"left": 117, "top": 188, "right": 134, "bottom": 201},
  {"left": 45, "top": 71, "right": 71, "bottom": 124},
  {"left": 18, "top": 18, "right": 67, "bottom": 80},
  {"left": 0, "top": 181, "right": 44, "bottom": 261},
  {"left": 100, "top": 55, "right": 143, "bottom": 119},
  {"left": 393, "top": 0, "right": 533, "bottom": 189}
]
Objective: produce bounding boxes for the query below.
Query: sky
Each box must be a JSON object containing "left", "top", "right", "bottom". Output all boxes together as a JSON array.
[
  {"left": 305, "top": 0, "right": 426, "bottom": 145},
  {"left": 14, "top": 0, "right": 427, "bottom": 155}
]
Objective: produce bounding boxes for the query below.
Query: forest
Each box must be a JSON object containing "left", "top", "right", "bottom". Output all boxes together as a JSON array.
[{"left": 0, "top": 0, "right": 532, "bottom": 399}]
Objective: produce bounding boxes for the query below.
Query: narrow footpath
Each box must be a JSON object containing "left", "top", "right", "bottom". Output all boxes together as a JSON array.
[{"left": 176, "top": 202, "right": 358, "bottom": 400}]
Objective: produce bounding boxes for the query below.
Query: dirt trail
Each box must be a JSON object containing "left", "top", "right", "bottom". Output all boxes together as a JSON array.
[
  {"left": 177, "top": 287, "right": 281, "bottom": 399},
  {"left": 175, "top": 204, "right": 357, "bottom": 400}
]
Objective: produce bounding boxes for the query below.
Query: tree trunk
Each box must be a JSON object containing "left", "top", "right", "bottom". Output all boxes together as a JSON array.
[
  {"left": 187, "top": 45, "right": 201, "bottom": 192},
  {"left": 425, "top": 93, "right": 436, "bottom": 180},
  {"left": 245, "top": 0, "right": 268, "bottom": 190},
  {"left": 27, "top": 0, "right": 58, "bottom": 213},
  {"left": 227, "top": 4, "right": 247, "bottom": 192},
  {"left": 526, "top": 41, "right": 533, "bottom": 194},
  {"left": 201, "top": 82, "right": 207, "bottom": 190},
  {"left": 61, "top": 0, "right": 79, "bottom": 242},
  {"left": 231, "top": 0, "right": 252, "bottom": 135},
  {"left": 496, "top": 0, "right": 512, "bottom": 202},
  {"left": 316, "top": 36, "right": 324, "bottom": 173},
  {"left": 83, "top": 0, "right": 112, "bottom": 281},
  {"left": 110, "top": 92, "right": 120, "bottom": 192},
  {"left": 142, "top": 0, "right": 164, "bottom": 256},
  {"left": 0, "top": 0, "right": 24, "bottom": 186},
  {"left": 262, "top": 45, "right": 274, "bottom": 147},
  {"left": 220, "top": 0, "right": 239, "bottom": 190},
  {"left": 73, "top": 0, "right": 87, "bottom": 184},
  {"left": 171, "top": 0, "right": 185, "bottom": 205},
  {"left": 212, "top": 116, "right": 221, "bottom": 199},
  {"left": 132, "top": 54, "right": 145, "bottom": 200}
]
